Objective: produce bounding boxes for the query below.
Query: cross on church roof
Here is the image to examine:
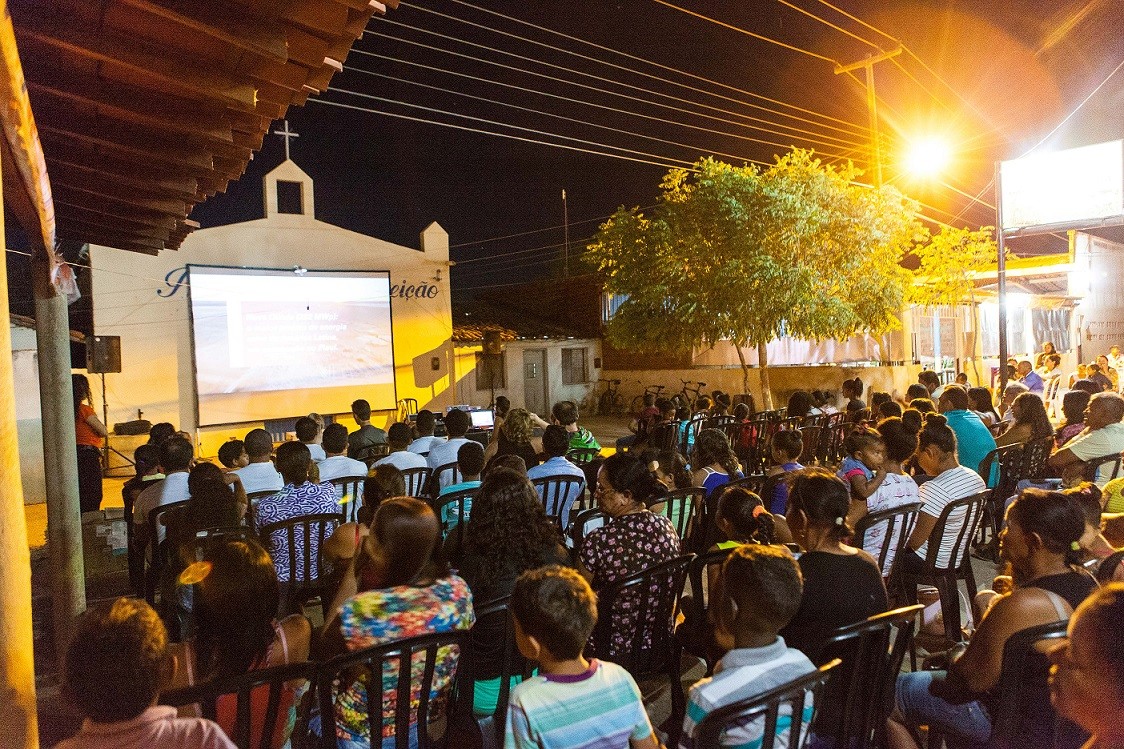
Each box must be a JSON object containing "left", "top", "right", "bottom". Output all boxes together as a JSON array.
[{"left": 271, "top": 119, "right": 299, "bottom": 160}]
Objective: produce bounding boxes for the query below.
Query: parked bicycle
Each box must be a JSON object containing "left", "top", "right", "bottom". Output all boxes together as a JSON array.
[
  {"left": 597, "top": 378, "right": 625, "bottom": 416},
  {"left": 630, "top": 383, "right": 667, "bottom": 416},
  {"left": 672, "top": 379, "right": 707, "bottom": 411}
]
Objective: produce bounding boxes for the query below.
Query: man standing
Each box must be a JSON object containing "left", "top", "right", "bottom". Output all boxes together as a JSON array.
[
  {"left": 346, "top": 399, "right": 387, "bottom": 462},
  {"left": 233, "top": 429, "right": 283, "bottom": 494},
  {"left": 1048, "top": 392, "right": 1124, "bottom": 487},
  {"left": 375, "top": 423, "right": 428, "bottom": 471},
  {"left": 937, "top": 385, "right": 998, "bottom": 478},
  {"left": 1017, "top": 360, "right": 1044, "bottom": 395},
  {"left": 317, "top": 423, "right": 368, "bottom": 482}
]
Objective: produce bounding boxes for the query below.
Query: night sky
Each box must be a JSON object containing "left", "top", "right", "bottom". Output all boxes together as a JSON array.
[{"left": 9, "top": 0, "right": 1124, "bottom": 316}]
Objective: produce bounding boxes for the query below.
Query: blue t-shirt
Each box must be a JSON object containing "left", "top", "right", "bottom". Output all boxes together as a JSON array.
[
  {"left": 839, "top": 456, "right": 874, "bottom": 481},
  {"left": 701, "top": 467, "right": 742, "bottom": 497},
  {"left": 943, "top": 409, "right": 999, "bottom": 485},
  {"left": 770, "top": 462, "right": 803, "bottom": 514},
  {"left": 437, "top": 479, "right": 481, "bottom": 530}
]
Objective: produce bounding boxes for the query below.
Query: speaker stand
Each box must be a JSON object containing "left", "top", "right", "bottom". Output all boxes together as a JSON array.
[{"left": 100, "top": 372, "right": 134, "bottom": 476}]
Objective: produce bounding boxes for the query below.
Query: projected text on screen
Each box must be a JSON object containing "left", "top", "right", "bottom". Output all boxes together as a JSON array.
[{"left": 188, "top": 266, "right": 396, "bottom": 426}]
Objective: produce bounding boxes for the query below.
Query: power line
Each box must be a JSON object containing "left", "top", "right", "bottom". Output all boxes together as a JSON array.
[
  {"left": 774, "top": 0, "right": 881, "bottom": 51},
  {"left": 423, "top": 0, "right": 870, "bottom": 135},
  {"left": 347, "top": 48, "right": 866, "bottom": 154},
  {"left": 451, "top": 209, "right": 648, "bottom": 249},
  {"left": 367, "top": 19, "right": 871, "bottom": 148}
]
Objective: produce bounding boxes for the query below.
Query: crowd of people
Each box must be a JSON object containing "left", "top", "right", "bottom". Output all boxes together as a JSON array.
[{"left": 62, "top": 352, "right": 1124, "bottom": 749}]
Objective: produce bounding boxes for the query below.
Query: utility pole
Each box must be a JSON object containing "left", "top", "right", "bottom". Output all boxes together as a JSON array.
[
  {"left": 562, "top": 188, "right": 570, "bottom": 279},
  {"left": 835, "top": 47, "right": 902, "bottom": 188}
]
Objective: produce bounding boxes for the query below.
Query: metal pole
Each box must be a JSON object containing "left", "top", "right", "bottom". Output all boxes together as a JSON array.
[
  {"left": 0, "top": 140, "right": 41, "bottom": 749},
  {"left": 33, "top": 257, "right": 86, "bottom": 654},
  {"left": 562, "top": 188, "right": 570, "bottom": 279},
  {"left": 865, "top": 60, "right": 883, "bottom": 188},
  {"left": 995, "top": 161, "right": 1008, "bottom": 394}
]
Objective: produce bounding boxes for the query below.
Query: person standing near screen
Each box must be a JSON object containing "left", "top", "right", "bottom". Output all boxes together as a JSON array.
[
  {"left": 347, "top": 399, "right": 387, "bottom": 462},
  {"left": 73, "top": 374, "right": 108, "bottom": 514}
]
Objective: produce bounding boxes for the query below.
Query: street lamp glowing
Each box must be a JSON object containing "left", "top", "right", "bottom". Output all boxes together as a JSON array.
[{"left": 905, "top": 137, "right": 952, "bottom": 178}]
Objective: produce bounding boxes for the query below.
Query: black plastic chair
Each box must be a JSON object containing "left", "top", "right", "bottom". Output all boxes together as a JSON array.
[
  {"left": 903, "top": 491, "right": 990, "bottom": 645},
  {"left": 679, "top": 547, "right": 736, "bottom": 673},
  {"left": 816, "top": 605, "right": 922, "bottom": 749},
  {"left": 432, "top": 487, "right": 477, "bottom": 569},
  {"left": 463, "top": 596, "right": 537, "bottom": 746},
  {"left": 649, "top": 487, "right": 703, "bottom": 549},
  {"left": 426, "top": 462, "right": 462, "bottom": 498},
  {"left": 1019, "top": 435, "right": 1055, "bottom": 483},
  {"left": 693, "top": 659, "right": 839, "bottom": 749},
  {"left": 329, "top": 475, "right": 367, "bottom": 524},
  {"left": 647, "top": 422, "right": 681, "bottom": 453},
  {"left": 977, "top": 443, "right": 1026, "bottom": 553},
  {"left": 259, "top": 512, "right": 342, "bottom": 616},
  {"left": 824, "top": 412, "right": 847, "bottom": 464},
  {"left": 358, "top": 443, "right": 391, "bottom": 469},
  {"left": 988, "top": 619, "right": 1087, "bottom": 749},
  {"left": 568, "top": 507, "right": 606, "bottom": 555},
  {"left": 399, "top": 466, "right": 432, "bottom": 498},
  {"left": 588, "top": 554, "right": 695, "bottom": 743},
  {"left": 853, "top": 502, "right": 922, "bottom": 586},
  {"left": 1082, "top": 452, "right": 1124, "bottom": 484},
  {"left": 531, "top": 474, "right": 586, "bottom": 528},
  {"left": 144, "top": 498, "right": 193, "bottom": 605},
  {"left": 316, "top": 630, "right": 468, "bottom": 749},
  {"left": 160, "top": 660, "right": 317, "bottom": 749},
  {"left": 680, "top": 415, "right": 707, "bottom": 458},
  {"left": 799, "top": 425, "right": 829, "bottom": 466}
]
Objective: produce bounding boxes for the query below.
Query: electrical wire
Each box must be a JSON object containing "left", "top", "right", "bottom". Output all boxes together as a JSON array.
[
  {"left": 413, "top": 0, "right": 870, "bottom": 136},
  {"left": 366, "top": 20, "right": 871, "bottom": 149},
  {"left": 774, "top": 0, "right": 881, "bottom": 51},
  {"left": 346, "top": 48, "right": 865, "bottom": 155},
  {"left": 451, "top": 209, "right": 649, "bottom": 249}
]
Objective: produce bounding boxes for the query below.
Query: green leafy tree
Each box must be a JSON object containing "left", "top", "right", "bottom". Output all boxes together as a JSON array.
[{"left": 588, "top": 151, "right": 921, "bottom": 409}]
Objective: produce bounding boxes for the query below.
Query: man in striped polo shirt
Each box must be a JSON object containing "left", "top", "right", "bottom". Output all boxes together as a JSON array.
[{"left": 680, "top": 545, "right": 815, "bottom": 749}]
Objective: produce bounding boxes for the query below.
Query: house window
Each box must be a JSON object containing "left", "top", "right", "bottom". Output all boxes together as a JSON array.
[
  {"left": 476, "top": 352, "right": 506, "bottom": 390},
  {"left": 276, "top": 180, "right": 304, "bottom": 214},
  {"left": 562, "top": 347, "right": 589, "bottom": 385}
]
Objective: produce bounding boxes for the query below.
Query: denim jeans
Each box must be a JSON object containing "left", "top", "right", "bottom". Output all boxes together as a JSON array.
[{"left": 896, "top": 671, "right": 991, "bottom": 748}]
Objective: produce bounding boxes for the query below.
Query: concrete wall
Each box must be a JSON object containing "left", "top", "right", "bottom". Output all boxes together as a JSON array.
[
  {"left": 89, "top": 160, "right": 455, "bottom": 460},
  {"left": 11, "top": 325, "right": 46, "bottom": 505},
  {"left": 454, "top": 338, "right": 602, "bottom": 419}
]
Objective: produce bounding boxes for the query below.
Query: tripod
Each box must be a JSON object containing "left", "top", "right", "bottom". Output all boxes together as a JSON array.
[{"left": 99, "top": 372, "right": 134, "bottom": 476}]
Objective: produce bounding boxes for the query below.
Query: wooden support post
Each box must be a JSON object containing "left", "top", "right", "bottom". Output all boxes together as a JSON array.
[
  {"left": 0, "top": 144, "right": 40, "bottom": 749},
  {"left": 32, "top": 249, "right": 86, "bottom": 655}
]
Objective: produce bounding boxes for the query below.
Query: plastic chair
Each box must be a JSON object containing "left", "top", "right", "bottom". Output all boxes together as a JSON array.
[
  {"left": 1082, "top": 452, "right": 1124, "bottom": 484},
  {"left": 1019, "top": 435, "right": 1055, "bottom": 483},
  {"left": 316, "top": 630, "right": 468, "bottom": 749},
  {"left": 565, "top": 447, "right": 601, "bottom": 465},
  {"left": 245, "top": 490, "right": 278, "bottom": 532},
  {"left": 399, "top": 467, "right": 433, "bottom": 498},
  {"left": 799, "top": 425, "right": 829, "bottom": 465},
  {"left": 530, "top": 474, "right": 586, "bottom": 528},
  {"left": 588, "top": 554, "right": 695, "bottom": 744},
  {"left": 853, "top": 502, "right": 922, "bottom": 585},
  {"left": 463, "top": 596, "right": 537, "bottom": 746},
  {"left": 144, "top": 498, "right": 193, "bottom": 605},
  {"left": 816, "top": 606, "right": 922, "bottom": 749},
  {"left": 160, "top": 660, "right": 317, "bottom": 749},
  {"left": 427, "top": 462, "right": 462, "bottom": 498},
  {"left": 568, "top": 507, "right": 606, "bottom": 555},
  {"left": 693, "top": 659, "right": 839, "bottom": 749},
  {"left": 679, "top": 547, "right": 736, "bottom": 673},
  {"left": 432, "top": 487, "right": 477, "bottom": 569},
  {"left": 357, "top": 443, "right": 390, "bottom": 469},
  {"left": 649, "top": 487, "right": 704, "bottom": 551},
  {"left": 259, "top": 512, "right": 342, "bottom": 616},
  {"left": 328, "top": 475, "right": 366, "bottom": 524},
  {"left": 976, "top": 443, "right": 1026, "bottom": 556}
]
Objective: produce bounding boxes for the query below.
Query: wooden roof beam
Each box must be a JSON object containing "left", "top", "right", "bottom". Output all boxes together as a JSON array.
[
  {"left": 39, "top": 123, "right": 214, "bottom": 174},
  {"left": 117, "top": 0, "right": 288, "bottom": 63},
  {"left": 50, "top": 171, "right": 194, "bottom": 217},
  {"left": 61, "top": 214, "right": 172, "bottom": 242},
  {"left": 58, "top": 227, "right": 164, "bottom": 255},
  {"left": 53, "top": 192, "right": 184, "bottom": 227},
  {"left": 48, "top": 157, "right": 199, "bottom": 200}
]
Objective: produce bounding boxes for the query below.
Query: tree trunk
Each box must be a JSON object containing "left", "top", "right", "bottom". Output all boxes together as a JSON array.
[
  {"left": 734, "top": 341, "right": 752, "bottom": 406},
  {"left": 758, "top": 341, "right": 774, "bottom": 411}
]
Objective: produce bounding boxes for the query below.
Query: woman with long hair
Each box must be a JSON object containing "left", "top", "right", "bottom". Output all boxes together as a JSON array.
[
  {"left": 73, "top": 374, "right": 108, "bottom": 513},
  {"left": 968, "top": 386, "right": 1001, "bottom": 427},
  {"left": 996, "top": 392, "right": 1054, "bottom": 448},
  {"left": 889, "top": 487, "right": 1098, "bottom": 749},
  {"left": 691, "top": 428, "right": 743, "bottom": 497},
  {"left": 1056, "top": 390, "right": 1092, "bottom": 449},
  {"left": 166, "top": 538, "right": 311, "bottom": 748},
  {"left": 485, "top": 407, "right": 541, "bottom": 470},
  {"left": 786, "top": 390, "right": 814, "bottom": 419},
  {"left": 322, "top": 497, "right": 473, "bottom": 748}
]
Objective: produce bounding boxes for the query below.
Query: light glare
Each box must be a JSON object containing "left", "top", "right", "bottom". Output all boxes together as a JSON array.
[{"left": 906, "top": 137, "right": 952, "bottom": 178}]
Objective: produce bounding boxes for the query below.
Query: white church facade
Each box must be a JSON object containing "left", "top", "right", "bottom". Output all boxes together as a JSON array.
[{"left": 89, "top": 159, "right": 455, "bottom": 460}]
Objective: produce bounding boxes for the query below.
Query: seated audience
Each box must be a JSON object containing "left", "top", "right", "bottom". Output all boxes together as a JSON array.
[
  {"left": 295, "top": 416, "right": 325, "bottom": 463},
  {"left": 373, "top": 422, "right": 427, "bottom": 472},
  {"left": 1069, "top": 363, "right": 1090, "bottom": 389},
  {"left": 968, "top": 386, "right": 1001, "bottom": 427},
  {"left": 216, "top": 439, "right": 247, "bottom": 470},
  {"left": 1097, "top": 355, "right": 1119, "bottom": 391},
  {"left": 317, "top": 423, "right": 368, "bottom": 483},
  {"left": 1039, "top": 353, "right": 1063, "bottom": 381},
  {"left": 552, "top": 400, "right": 600, "bottom": 452},
  {"left": 1018, "top": 359, "right": 1045, "bottom": 394},
  {"left": 1047, "top": 393, "right": 1124, "bottom": 487},
  {"left": 1048, "top": 582, "right": 1124, "bottom": 749},
  {"left": 427, "top": 408, "right": 472, "bottom": 489},
  {"left": 937, "top": 384, "right": 998, "bottom": 477},
  {"left": 641, "top": 398, "right": 679, "bottom": 452},
  {"left": 766, "top": 429, "right": 804, "bottom": 514},
  {"left": 904, "top": 383, "right": 930, "bottom": 404},
  {"left": 527, "top": 425, "right": 586, "bottom": 527},
  {"left": 407, "top": 410, "right": 445, "bottom": 455},
  {"left": 148, "top": 421, "right": 177, "bottom": 446},
  {"left": 692, "top": 428, "right": 744, "bottom": 499},
  {"left": 59, "top": 597, "right": 236, "bottom": 749},
  {"left": 644, "top": 448, "right": 692, "bottom": 493},
  {"left": 134, "top": 435, "right": 194, "bottom": 549},
  {"left": 782, "top": 469, "right": 888, "bottom": 662},
  {"left": 999, "top": 380, "right": 1030, "bottom": 423},
  {"left": 838, "top": 428, "right": 887, "bottom": 503},
  {"left": 441, "top": 441, "right": 486, "bottom": 496},
  {"left": 123, "top": 443, "right": 163, "bottom": 593},
  {"left": 1056, "top": 390, "right": 1092, "bottom": 449},
  {"left": 878, "top": 400, "right": 903, "bottom": 420},
  {"left": 254, "top": 442, "right": 339, "bottom": 596},
  {"left": 233, "top": 429, "right": 283, "bottom": 494},
  {"left": 454, "top": 470, "right": 568, "bottom": 719},
  {"left": 955, "top": 372, "right": 969, "bottom": 386},
  {"left": 506, "top": 566, "right": 659, "bottom": 749},
  {"left": 909, "top": 397, "right": 936, "bottom": 415},
  {"left": 1088, "top": 363, "right": 1114, "bottom": 393},
  {"left": 486, "top": 454, "right": 528, "bottom": 477},
  {"left": 166, "top": 539, "right": 311, "bottom": 749},
  {"left": 888, "top": 487, "right": 1097, "bottom": 749},
  {"left": 346, "top": 398, "right": 388, "bottom": 462},
  {"left": 995, "top": 391, "right": 1053, "bottom": 448},
  {"left": 871, "top": 391, "right": 892, "bottom": 412},
  {"left": 486, "top": 407, "right": 542, "bottom": 470},
  {"left": 898, "top": 414, "right": 987, "bottom": 578},
  {"left": 321, "top": 498, "right": 474, "bottom": 747},
  {"left": 1070, "top": 484, "right": 1124, "bottom": 583},
  {"left": 321, "top": 466, "right": 406, "bottom": 570},
  {"left": 787, "top": 390, "right": 814, "bottom": 419},
  {"left": 680, "top": 544, "right": 815, "bottom": 749},
  {"left": 918, "top": 370, "right": 943, "bottom": 399},
  {"left": 165, "top": 463, "right": 245, "bottom": 593},
  {"left": 617, "top": 393, "right": 660, "bottom": 451},
  {"left": 579, "top": 454, "right": 680, "bottom": 659}
]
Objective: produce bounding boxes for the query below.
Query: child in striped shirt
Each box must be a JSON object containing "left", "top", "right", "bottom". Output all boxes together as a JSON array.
[{"left": 505, "top": 566, "right": 662, "bottom": 749}]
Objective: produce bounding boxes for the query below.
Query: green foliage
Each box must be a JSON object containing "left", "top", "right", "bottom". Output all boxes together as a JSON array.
[
  {"left": 908, "top": 226, "right": 1000, "bottom": 308},
  {"left": 587, "top": 151, "right": 920, "bottom": 358}
]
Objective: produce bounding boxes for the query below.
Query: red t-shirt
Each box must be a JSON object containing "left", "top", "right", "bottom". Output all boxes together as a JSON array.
[{"left": 75, "top": 403, "right": 104, "bottom": 448}]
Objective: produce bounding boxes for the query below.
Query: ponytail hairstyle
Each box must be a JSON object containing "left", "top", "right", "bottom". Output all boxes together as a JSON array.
[
  {"left": 692, "top": 428, "right": 741, "bottom": 477},
  {"left": 640, "top": 448, "right": 691, "bottom": 491},
  {"left": 1009, "top": 486, "right": 1089, "bottom": 567},
  {"left": 917, "top": 413, "right": 957, "bottom": 455},
  {"left": 600, "top": 453, "right": 668, "bottom": 506},
  {"left": 900, "top": 408, "right": 924, "bottom": 435},
  {"left": 787, "top": 468, "right": 852, "bottom": 542},
  {"left": 716, "top": 487, "right": 775, "bottom": 545},
  {"left": 877, "top": 417, "right": 919, "bottom": 464}
]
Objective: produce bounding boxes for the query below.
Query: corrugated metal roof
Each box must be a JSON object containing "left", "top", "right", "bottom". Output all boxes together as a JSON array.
[{"left": 453, "top": 300, "right": 591, "bottom": 343}]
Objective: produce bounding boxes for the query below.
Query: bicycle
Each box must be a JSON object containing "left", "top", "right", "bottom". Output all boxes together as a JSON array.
[
  {"left": 673, "top": 379, "right": 707, "bottom": 412},
  {"left": 597, "top": 378, "right": 625, "bottom": 416},
  {"left": 630, "top": 383, "right": 667, "bottom": 416}
]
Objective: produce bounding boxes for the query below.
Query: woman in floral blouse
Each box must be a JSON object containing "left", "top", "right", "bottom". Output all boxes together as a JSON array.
[
  {"left": 321, "top": 497, "right": 474, "bottom": 748},
  {"left": 579, "top": 453, "right": 681, "bottom": 660}
]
